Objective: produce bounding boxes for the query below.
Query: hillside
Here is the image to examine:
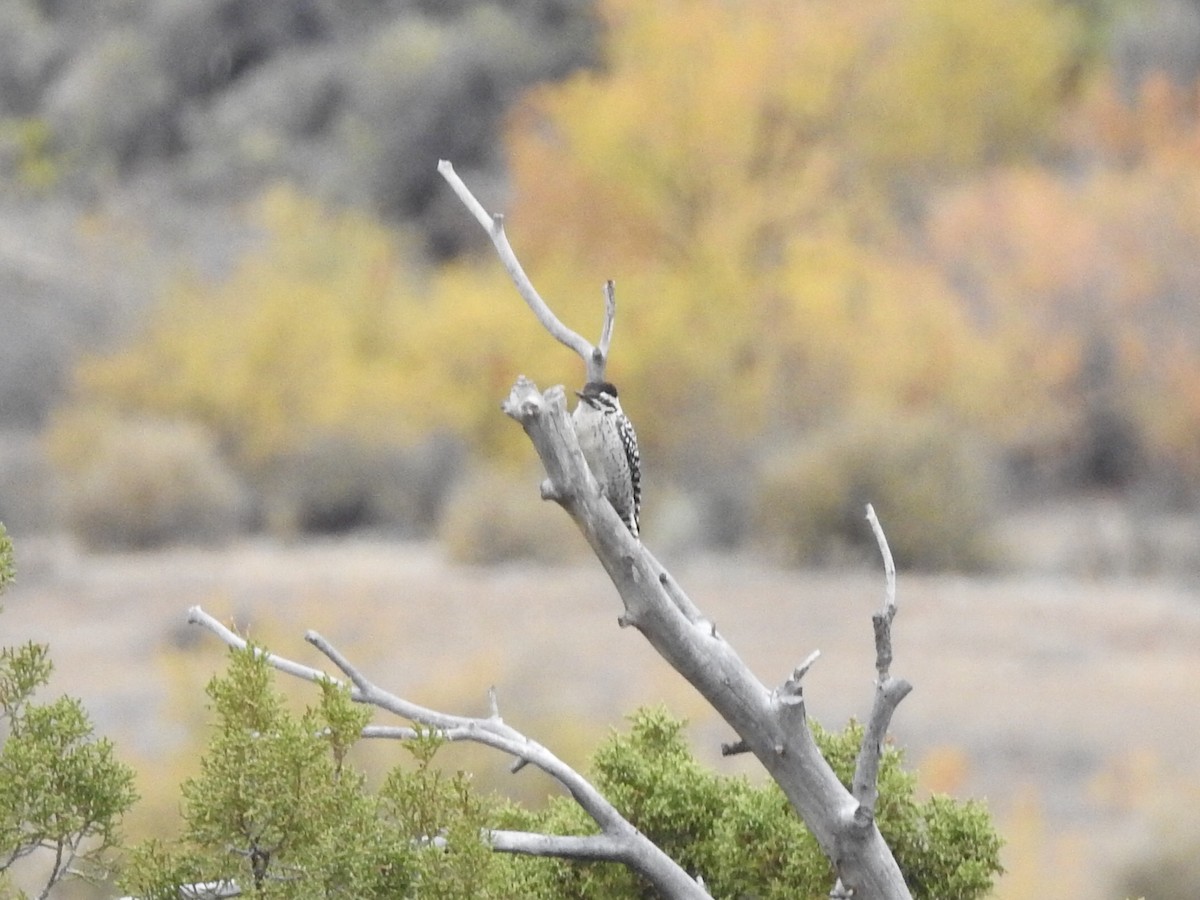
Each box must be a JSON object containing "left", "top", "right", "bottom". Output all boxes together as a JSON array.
[{"left": 0, "top": 0, "right": 598, "bottom": 430}]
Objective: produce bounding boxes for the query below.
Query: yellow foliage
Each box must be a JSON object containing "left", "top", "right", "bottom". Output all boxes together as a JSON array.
[
  {"left": 493, "top": 0, "right": 1081, "bottom": 452},
  {"left": 63, "top": 0, "right": 1102, "bottom": 479},
  {"left": 68, "top": 187, "right": 579, "bottom": 467},
  {"left": 73, "top": 188, "right": 408, "bottom": 463},
  {"left": 509, "top": 0, "right": 1076, "bottom": 258},
  {"left": 854, "top": 0, "right": 1079, "bottom": 173},
  {"left": 0, "top": 117, "right": 59, "bottom": 191},
  {"left": 507, "top": 1, "right": 876, "bottom": 263}
]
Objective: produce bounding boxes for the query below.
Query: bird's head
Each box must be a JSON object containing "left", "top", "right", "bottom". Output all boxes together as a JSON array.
[{"left": 576, "top": 380, "right": 619, "bottom": 409}]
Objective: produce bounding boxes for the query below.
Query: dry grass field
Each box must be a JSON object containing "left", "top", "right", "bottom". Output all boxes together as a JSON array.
[{"left": 4, "top": 532, "right": 1199, "bottom": 898}]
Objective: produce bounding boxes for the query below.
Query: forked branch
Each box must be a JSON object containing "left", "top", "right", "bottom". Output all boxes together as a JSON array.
[
  {"left": 499, "top": 378, "right": 912, "bottom": 899},
  {"left": 849, "top": 505, "right": 913, "bottom": 817},
  {"left": 438, "top": 159, "right": 613, "bottom": 383},
  {"left": 185, "top": 606, "right": 710, "bottom": 899}
]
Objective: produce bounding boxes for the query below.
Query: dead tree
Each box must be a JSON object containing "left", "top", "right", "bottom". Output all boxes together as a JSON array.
[
  {"left": 438, "top": 160, "right": 914, "bottom": 898},
  {"left": 190, "top": 161, "right": 915, "bottom": 899}
]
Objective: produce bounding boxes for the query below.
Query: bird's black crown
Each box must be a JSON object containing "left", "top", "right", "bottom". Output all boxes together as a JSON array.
[{"left": 577, "top": 380, "right": 618, "bottom": 400}]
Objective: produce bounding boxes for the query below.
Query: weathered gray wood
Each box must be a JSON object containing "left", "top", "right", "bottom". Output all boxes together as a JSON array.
[{"left": 503, "top": 380, "right": 913, "bottom": 899}]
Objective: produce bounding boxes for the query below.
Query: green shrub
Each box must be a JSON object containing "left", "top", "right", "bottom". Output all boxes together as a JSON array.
[
  {"left": 438, "top": 465, "right": 588, "bottom": 564},
  {"left": 55, "top": 416, "right": 248, "bottom": 550},
  {"left": 500, "top": 708, "right": 1004, "bottom": 900},
  {"left": 754, "top": 414, "right": 999, "bottom": 571},
  {"left": 122, "top": 640, "right": 1001, "bottom": 899},
  {"left": 120, "top": 645, "right": 511, "bottom": 900},
  {"left": 0, "top": 524, "right": 140, "bottom": 897}
]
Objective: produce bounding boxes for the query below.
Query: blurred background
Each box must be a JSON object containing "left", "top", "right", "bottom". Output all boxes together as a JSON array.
[{"left": 2, "top": 0, "right": 1200, "bottom": 896}]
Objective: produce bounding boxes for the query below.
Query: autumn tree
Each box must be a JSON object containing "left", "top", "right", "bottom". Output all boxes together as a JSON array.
[
  {"left": 498, "top": 0, "right": 1081, "bottom": 454},
  {"left": 926, "top": 71, "right": 1200, "bottom": 486},
  {"left": 59, "top": 0, "right": 1084, "bottom": 473}
]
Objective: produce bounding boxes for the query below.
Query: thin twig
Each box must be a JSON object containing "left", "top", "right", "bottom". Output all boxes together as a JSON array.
[
  {"left": 435, "top": 159, "right": 493, "bottom": 231},
  {"left": 865, "top": 504, "right": 895, "bottom": 613},
  {"left": 790, "top": 649, "right": 821, "bottom": 685},
  {"left": 488, "top": 830, "right": 629, "bottom": 862},
  {"left": 487, "top": 685, "right": 501, "bottom": 720},
  {"left": 592, "top": 280, "right": 617, "bottom": 381},
  {"left": 187, "top": 607, "right": 344, "bottom": 689},
  {"left": 437, "top": 159, "right": 594, "bottom": 365}
]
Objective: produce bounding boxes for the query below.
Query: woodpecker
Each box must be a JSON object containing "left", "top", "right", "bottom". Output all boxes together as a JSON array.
[{"left": 571, "top": 380, "right": 642, "bottom": 537}]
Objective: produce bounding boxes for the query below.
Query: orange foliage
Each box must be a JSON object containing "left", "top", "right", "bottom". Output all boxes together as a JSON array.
[
  {"left": 1072, "top": 71, "right": 1200, "bottom": 167},
  {"left": 917, "top": 744, "right": 971, "bottom": 796},
  {"left": 926, "top": 82, "right": 1200, "bottom": 475}
]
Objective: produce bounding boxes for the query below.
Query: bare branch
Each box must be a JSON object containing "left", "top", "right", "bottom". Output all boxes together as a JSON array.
[
  {"left": 437, "top": 159, "right": 597, "bottom": 371},
  {"left": 775, "top": 648, "right": 822, "bottom": 711},
  {"left": 487, "top": 685, "right": 501, "bottom": 720},
  {"left": 488, "top": 830, "right": 628, "bottom": 861},
  {"left": 188, "top": 606, "right": 710, "bottom": 899},
  {"left": 866, "top": 503, "right": 896, "bottom": 615},
  {"left": 591, "top": 280, "right": 618, "bottom": 379},
  {"left": 180, "top": 881, "right": 242, "bottom": 899},
  {"left": 850, "top": 507, "right": 914, "bottom": 830},
  {"left": 790, "top": 649, "right": 822, "bottom": 685},
  {"left": 187, "top": 607, "right": 341, "bottom": 689},
  {"left": 359, "top": 725, "right": 425, "bottom": 741},
  {"left": 658, "top": 569, "right": 708, "bottom": 625},
  {"left": 303, "top": 630, "right": 371, "bottom": 693},
  {"left": 118, "top": 880, "right": 241, "bottom": 900}
]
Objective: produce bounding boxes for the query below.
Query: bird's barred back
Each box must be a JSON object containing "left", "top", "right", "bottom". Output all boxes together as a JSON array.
[{"left": 572, "top": 380, "right": 642, "bottom": 537}]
